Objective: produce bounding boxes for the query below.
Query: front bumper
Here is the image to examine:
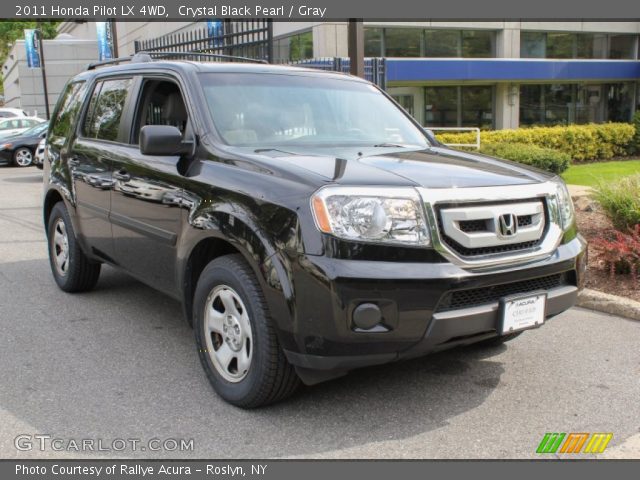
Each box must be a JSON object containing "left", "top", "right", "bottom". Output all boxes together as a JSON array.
[{"left": 282, "top": 235, "right": 587, "bottom": 379}]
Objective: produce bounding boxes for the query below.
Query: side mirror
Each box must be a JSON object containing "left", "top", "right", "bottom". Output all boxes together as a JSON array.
[{"left": 140, "top": 125, "right": 192, "bottom": 156}]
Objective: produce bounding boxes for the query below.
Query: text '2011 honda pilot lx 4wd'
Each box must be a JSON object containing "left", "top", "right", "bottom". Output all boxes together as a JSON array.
[{"left": 43, "top": 55, "right": 587, "bottom": 408}]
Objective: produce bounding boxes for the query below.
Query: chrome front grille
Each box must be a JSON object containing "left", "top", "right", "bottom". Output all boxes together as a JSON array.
[
  {"left": 436, "top": 199, "right": 547, "bottom": 257},
  {"left": 417, "top": 183, "right": 564, "bottom": 269}
]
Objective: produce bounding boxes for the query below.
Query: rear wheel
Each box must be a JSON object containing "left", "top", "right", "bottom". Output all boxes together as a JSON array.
[
  {"left": 13, "top": 148, "right": 33, "bottom": 167},
  {"left": 47, "top": 202, "right": 101, "bottom": 292},
  {"left": 193, "top": 254, "right": 300, "bottom": 408}
]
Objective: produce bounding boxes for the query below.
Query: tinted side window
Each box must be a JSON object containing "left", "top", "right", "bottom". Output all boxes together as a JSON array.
[
  {"left": 84, "top": 78, "right": 132, "bottom": 142},
  {"left": 131, "top": 79, "right": 189, "bottom": 144},
  {"left": 82, "top": 82, "right": 103, "bottom": 138},
  {"left": 49, "top": 81, "right": 87, "bottom": 139}
]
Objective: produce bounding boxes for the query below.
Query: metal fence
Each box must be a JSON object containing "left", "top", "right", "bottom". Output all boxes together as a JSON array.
[
  {"left": 134, "top": 25, "right": 387, "bottom": 88},
  {"left": 287, "top": 57, "right": 386, "bottom": 88},
  {"left": 134, "top": 20, "right": 274, "bottom": 63}
]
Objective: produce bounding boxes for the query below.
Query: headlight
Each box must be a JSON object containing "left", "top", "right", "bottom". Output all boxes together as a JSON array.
[
  {"left": 311, "top": 186, "right": 431, "bottom": 246},
  {"left": 0, "top": 143, "right": 12, "bottom": 151},
  {"left": 552, "top": 176, "right": 575, "bottom": 231}
]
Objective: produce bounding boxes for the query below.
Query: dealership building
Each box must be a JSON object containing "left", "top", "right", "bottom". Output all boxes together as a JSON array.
[{"left": 57, "top": 21, "right": 640, "bottom": 130}]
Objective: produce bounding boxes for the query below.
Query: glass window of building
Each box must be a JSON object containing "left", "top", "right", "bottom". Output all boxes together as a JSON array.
[
  {"left": 424, "top": 30, "right": 459, "bottom": 57},
  {"left": 608, "top": 35, "right": 636, "bottom": 59},
  {"left": 461, "top": 87, "right": 493, "bottom": 128},
  {"left": 364, "top": 28, "right": 383, "bottom": 56},
  {"left": 425, "top": 86, "right": 493, "bottom": 128},
  {"left": 543, "top": 84, "right": 573, "bottom": 124},
  {"left": 461, "top": 30, "right": 495, "bottom": 58},
  {"left": 520, "top": 83, "right": 634, "bottom": 126},
  {"left": 605, "top": 83, "right": 634, "bottom": 121},
  {"left": 274, "top": 31, "right": 313, "bottom": 62},
  {"left": 391, "top": 95, "right": 415, "bottom": 117},
  {"left": 546, "top": 33, "right": 575, "bottom": 58},
  {"left": 574, "top": 84, "right": 604, "bottom": 124},
  {"left": 576, "top": 33, "right": 608, "bottom": 59},
  {"left": 521, "top": 32, "right": 546, "bottom": 58},
  {"left": 520, "top": 85, "right": 544, "bottom": 125},
  {"left": 366, "top": 28, "right": 496, "bottom": 58},
  {"left": 425, "top": 87, "right": 458, "bottom": 127},
  {"left": 520, "top": 84, "right": 572, "bottom": 126},
  {"left": 384, "top": 28, "right": 422, "bottom": 57},
  {"left": 521, "top": 31, "right": 638, "bottom": 59}
]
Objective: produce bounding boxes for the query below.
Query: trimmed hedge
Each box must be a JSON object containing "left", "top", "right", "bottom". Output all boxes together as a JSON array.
[
  {"left": 479, "top": 143, "right": 571, "bottom": 174},
  {"left": 435, "top": 123, "right": 635, "bottom": 162}
]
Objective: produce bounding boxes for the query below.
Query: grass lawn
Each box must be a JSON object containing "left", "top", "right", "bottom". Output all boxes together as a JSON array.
[{"left": 561, "top": 160, "right": 640, "bottom": 186}]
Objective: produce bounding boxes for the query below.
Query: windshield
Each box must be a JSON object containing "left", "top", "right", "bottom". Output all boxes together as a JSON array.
[{"left": 199, "top": 73, "right": 430, "bottom": 148}]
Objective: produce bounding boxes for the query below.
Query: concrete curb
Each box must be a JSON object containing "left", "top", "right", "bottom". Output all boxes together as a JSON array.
[{"left": 576, "top": 288, "right": 640, "bottom": 321}]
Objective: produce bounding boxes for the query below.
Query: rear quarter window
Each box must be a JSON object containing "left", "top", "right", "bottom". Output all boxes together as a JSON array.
[{"left": 49, "top": 81, "right": 88, "bottom": 140}]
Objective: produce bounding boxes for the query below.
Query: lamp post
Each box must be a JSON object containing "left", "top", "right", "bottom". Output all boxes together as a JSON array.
[
  {"left": 109, "top": 19, "right": 119, "bottom": 58},
  {"left": 348, "top": 19, "right": 365, "bottom": 78}
]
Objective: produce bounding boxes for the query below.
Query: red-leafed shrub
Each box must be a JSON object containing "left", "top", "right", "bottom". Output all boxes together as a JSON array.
[{"left": 590, "top": 225, "right": 640, "bottom": 287}]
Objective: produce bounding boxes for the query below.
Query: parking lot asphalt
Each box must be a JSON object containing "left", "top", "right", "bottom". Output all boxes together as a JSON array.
[{"left": 0, "top": 166, "right": 639, "bottom": 459}]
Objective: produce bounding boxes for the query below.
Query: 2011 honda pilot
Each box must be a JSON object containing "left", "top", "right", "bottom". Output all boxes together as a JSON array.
[{"left": 43, "top": 54, "right": 587, "bottom": 408}]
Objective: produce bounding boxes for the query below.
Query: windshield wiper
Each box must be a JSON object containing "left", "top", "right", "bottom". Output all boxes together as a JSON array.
[{"left": 372, "top": 143, "right": 408, "bottom": 148}]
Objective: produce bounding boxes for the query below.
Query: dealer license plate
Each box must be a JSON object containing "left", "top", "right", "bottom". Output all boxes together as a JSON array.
[{"left": 500, "top": 293, "right": 546, "bottom": 335}]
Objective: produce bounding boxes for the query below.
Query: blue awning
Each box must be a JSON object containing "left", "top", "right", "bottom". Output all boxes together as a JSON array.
[{"left": 385, "top": 58, "right": 640, "bottom": 83}]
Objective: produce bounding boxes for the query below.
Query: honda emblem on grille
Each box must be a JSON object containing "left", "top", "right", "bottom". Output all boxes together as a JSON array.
[{"left": 498, "top": 213, "right": 518, "bottom": 237}]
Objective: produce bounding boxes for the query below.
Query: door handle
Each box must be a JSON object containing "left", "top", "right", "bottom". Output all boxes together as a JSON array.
[{"left": 113, "top": 169, "right": 131, "bottom": 182}]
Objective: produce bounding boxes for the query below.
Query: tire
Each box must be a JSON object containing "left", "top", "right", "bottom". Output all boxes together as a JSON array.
[
  {"left": 475, "top": 331, "right": 523, "bottom": 348},
  {"left": 47, "top": 202, "right": 101, "bottom": 292},
  {"left": 194, "top": 254, "right": 300, "bottom": 408},
  {"left": 13, "top": 148, "right": 33, "bottom": 167}
]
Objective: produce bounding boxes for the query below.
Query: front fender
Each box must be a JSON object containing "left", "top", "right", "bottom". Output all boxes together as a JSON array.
[{"left": 176, "top": 201, "right": 300, "bottom": 352}]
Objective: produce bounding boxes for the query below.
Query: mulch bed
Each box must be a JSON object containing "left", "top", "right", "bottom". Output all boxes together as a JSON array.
[{"left": 575, "top": 206, "right": 640, "bottom": 303}]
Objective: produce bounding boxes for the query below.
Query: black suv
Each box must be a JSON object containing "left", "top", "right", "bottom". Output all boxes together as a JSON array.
[{"left": 43, "top": 55, "right": 587, "bottom": 408}]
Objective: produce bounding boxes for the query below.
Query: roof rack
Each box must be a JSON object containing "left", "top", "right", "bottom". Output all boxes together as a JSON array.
[
  {"left": 142, "top": 51, "right": 268, "bottom": 64},
  {"left": 86, "top": 51, "right": 267, "bottom": 70},
  {"left": 86, "top": 55, "right": 139, "bottom": 70}
]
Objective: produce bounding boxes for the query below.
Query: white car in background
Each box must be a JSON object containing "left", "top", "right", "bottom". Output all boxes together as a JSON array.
[
  {"left": 0, "top": 107, "right": 29, "bottom": 118},
  {"left": 34, "top": 138, "right": 47, "bottom": 170},
  {"left": 0, "top": 117, "right": 45, "bottom": 138}
]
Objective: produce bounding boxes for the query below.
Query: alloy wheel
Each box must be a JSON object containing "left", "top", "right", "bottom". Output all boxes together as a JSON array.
[{"left": 204, "top": 285, "right": 253, "bottom": 383}]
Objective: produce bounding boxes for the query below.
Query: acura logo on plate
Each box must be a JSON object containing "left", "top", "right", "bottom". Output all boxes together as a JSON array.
[{"left": 498, "top": 213, "right": 518, "bottom": 237}]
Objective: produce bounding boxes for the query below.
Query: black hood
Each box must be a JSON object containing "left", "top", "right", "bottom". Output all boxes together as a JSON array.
[{"left": 242, "top": 146, "right": 552, "bottom": 189}]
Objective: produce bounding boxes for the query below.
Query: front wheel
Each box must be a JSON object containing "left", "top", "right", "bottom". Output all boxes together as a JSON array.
[
  {"left": 13, "top": 148, "right": 33, "bottom": 167},
  {"left": 193, "top": 254, "right": 300, "bottom": 408}
]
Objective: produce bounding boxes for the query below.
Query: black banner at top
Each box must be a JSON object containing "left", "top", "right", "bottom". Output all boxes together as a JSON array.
[{"left": 8, "top": 0, "right": 640, "bottom": 20}]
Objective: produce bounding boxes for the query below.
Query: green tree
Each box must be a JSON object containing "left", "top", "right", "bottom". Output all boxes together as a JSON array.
[{"left": 0, "top": 20, "right": 60, "bottom": 97}]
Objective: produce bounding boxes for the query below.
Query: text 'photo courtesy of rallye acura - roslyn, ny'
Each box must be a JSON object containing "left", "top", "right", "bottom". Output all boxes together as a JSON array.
[{"left": 42, "top": 53, "right": 587, "bottom": 408}]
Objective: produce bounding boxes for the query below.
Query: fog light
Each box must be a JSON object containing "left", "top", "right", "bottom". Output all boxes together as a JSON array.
[{"left": 352, "top": 303, "right": 383, "bottom": 330}]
